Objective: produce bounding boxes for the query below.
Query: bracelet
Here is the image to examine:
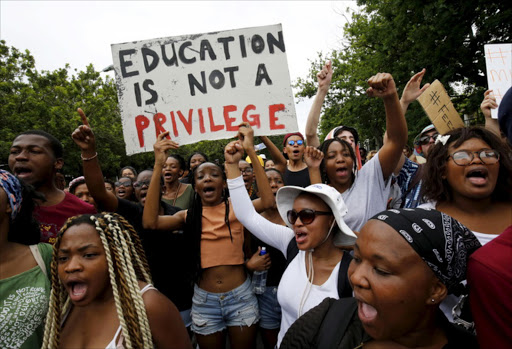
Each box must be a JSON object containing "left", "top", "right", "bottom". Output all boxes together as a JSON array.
[{"left": 81, "top": 152, "right": 98, "bottom": 161}]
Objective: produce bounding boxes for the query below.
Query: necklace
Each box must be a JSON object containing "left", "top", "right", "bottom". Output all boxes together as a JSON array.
[{"left": 172, "top": 182, "right": 182, "bottom": 206}]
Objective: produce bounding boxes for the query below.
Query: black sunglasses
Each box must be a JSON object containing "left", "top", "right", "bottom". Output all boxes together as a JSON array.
[
  {"left": 287, "top": 209, "right": 333, "bottom": 225},
  {"left": 418, "top": 133, "right": 439, "bottom": 145},
  {"left": 133, "top": 179, "right": 151, "bottom": 188},
  {"left": 115, "top": 180, "right": 132, "bottom": 187}
]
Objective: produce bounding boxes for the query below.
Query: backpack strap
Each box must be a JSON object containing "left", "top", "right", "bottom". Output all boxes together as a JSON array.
[
  {"left": 29, "top": 244, "right": 47, "bottom": 277},
  {"left": 337, "top": 251, "right": 353, "bottom": 298},
  {"left": 317, "top": 297, "right": 358, "bottom": 349},
  {"left": 285, "top": 237, "right": 299, "bottom": 267}
]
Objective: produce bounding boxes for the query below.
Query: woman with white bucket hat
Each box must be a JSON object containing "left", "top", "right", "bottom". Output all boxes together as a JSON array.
[{"left": 225, "top": 136, "right": 357, "bottom": 348}]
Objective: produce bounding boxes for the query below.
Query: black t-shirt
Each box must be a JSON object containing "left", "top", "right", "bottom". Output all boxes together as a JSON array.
[
  {"left": 283, "top": 167, "right": 310, "bottom": 188},
  {"left": 116, "top": 198, "right": 194, "bottom": 311}
]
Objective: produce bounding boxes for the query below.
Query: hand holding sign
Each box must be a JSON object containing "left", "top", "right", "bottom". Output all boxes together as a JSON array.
[
  {"left": 224, "top": 140, "right": 243, "bottom": 165},
  {"left": 481, "top": 90, "right": 498, "bottom": 119},
  {"left": 72, "top": 108, "right": 97, "bottom": 155},
  {"left": 237, "top": 122, "right": 255, "bottom": 153},
  {"left": 366, "top": 73, "right": 397, "bottom": 99},
  {"left": 401, "top": 69, "right": 430, "bottom": 105},
  {"left": 153, "top": 131, "right": 179, "bottom": 167}
]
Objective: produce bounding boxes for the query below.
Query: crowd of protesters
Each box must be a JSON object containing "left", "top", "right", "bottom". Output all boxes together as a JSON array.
[{"left": 2, "top": 65, "right": 512, "bottom": 349}]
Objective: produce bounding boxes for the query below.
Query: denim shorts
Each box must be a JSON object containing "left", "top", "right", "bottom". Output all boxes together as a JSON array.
[
  {"left": 191, "top": 277, "right": 260, "bottom": 335},
  {"left": 256, "top": 286, "right": 282, "bottom": 330}
]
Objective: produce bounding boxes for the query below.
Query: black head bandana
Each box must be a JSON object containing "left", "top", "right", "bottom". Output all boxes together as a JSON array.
[{"left": 371, "top": 208, "right": 481, "bottom": 295}]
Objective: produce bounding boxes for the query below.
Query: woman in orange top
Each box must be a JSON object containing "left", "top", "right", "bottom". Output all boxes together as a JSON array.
[{"left": 143, "top": 129, "right": 274, "bottom": 349}]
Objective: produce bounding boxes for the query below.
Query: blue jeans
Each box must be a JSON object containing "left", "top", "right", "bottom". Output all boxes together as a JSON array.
[
  {"left": 256, "top": 286, "right": 281, "bottom": 329},
  {"left": 191, "top": 277, "right": 260, "bottom": 335}
]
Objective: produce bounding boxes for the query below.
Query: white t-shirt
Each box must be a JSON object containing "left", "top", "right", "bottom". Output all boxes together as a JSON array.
[
  {"left": 227, "top": 176, "right": 341, "bottom": 347},
  {"left": 342, "top": 153, "right": 392, "bottom": 232}
]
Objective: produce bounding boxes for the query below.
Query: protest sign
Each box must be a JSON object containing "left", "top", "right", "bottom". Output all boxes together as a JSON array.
[
  {"left": 111, "top": 24, "right": 297, "bottom": 155},
  {"left": 417, "top": 80, "right": 465, "bottom": 135},
  {"left": 484, "top": 43, "right": 512, "bottom": 119}
]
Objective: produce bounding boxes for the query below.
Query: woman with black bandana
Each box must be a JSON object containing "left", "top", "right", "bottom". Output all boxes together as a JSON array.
[{"left": 280, "top": 208, "right": 480, "bottom": 349}]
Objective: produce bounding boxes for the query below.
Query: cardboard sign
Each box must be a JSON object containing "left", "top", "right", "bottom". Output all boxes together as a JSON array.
[
  {"left": 111, "top": 24, "right": 297, "bottom": 155},
  {"left": 417, "top": 80, "right": 465, "bottom": 135},
  {"left": 484, "top": 43, "right": 512, "bottom": 119}
]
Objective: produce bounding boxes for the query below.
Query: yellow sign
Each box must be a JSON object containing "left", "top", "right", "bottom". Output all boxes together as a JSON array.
[{"left": 417, "top": 80, "right": 465, "bottom": 135}]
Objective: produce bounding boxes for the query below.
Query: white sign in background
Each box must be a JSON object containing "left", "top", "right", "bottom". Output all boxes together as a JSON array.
[
  {"left": 111, "top": 24, "right": 297, "bottom": 155},
  {"left": 484, "top": 43, "right": 512, "bottom": 119}
]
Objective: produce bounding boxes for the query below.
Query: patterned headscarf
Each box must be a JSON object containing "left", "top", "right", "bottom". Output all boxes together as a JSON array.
[
  {"left": 0, "top": 170, "right": 23, "bottom": 220},
  {"left": 371, "top": 208, "right": 481, "bottom": 295}
]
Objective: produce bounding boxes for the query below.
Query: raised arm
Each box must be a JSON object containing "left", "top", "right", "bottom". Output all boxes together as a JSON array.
[
  {"left": 142, "top": 132, "right": 185, "bottom": 230},
  {"left": 259, "top": 136, "right": 287, "bottom": 175},
  {"left": 399, "top": 68, "right": 430, "bottom": 115},
  {"left": 305, "top": 60, "right": 333, "bottom": 148},
  {"left": 238, "top": 124, "right": 274, "bottom": 212},
  {"left": 304, "top": 146, "right": 324, "bottom": 184},
  {"left": 72, "top": 109, "right": 118, "bottom": 212},
  {"left": 481, "top": 90, "right": 501, "bottom": 137},
  {"left": 225, "top": 141, "right": 293, "bottom": 254},
  {"left": 367, "top": 73, "right": 408, "bottom": 180}
]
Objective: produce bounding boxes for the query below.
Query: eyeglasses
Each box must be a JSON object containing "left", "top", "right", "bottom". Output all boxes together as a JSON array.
[
  {"left": 418, "top": 133, "right": 440, "bottom": 145},
  {"left": 287, "top": 209, "right": 333, "bottom": 225},
  {"left": 448, "top": 149, "right": 500, "bottom": 166},
  {"left": 115, "top": 180, "right": 132, "bottom": 187},
  {"left": 133, "top": 179, "right": 151, "bottom": 188},
  {"left": 240, "top": 168, "right": 253, "bottom": 174},
  {"left": 287, "top": 139, "right": 304, "bottom": 146}
]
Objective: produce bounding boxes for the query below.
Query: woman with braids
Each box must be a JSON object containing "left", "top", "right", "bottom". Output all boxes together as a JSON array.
[
  {"left": 143, "top": 128, "right": 274, "bottom": 349},
  {"left": 0, "top": 170, "right": 50, "bottom": 349},
  {"left": 161, "top": 153, "right": 194, "bottom": 209},
  {"left": 42, "top": 213, "right": 191, "bottom": 349}
]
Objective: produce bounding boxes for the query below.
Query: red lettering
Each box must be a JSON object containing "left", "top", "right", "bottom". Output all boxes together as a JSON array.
[
  {"left": 269, "top": 104, "right": 285, "bottom": 130},
  {"left": 198, "top": 108, "right": 206, "bottom": 134},
  {"left": 223, "top": 105, "right": 238, "bottom": 131},
  {"left": 209, "top": 107, "right": 224, "bottom": 132},
  {"left": 242, "top": 104, "right": 260, "bottom": 128},
  {"left": 135, "top": 115, "right": 150, "bottom": 147},
  {"left": 170, "top": 112, "right": 178, "bottom": 137},
  {"left": 153, "top": 113, "right": 170, "bottom": 139},
  {"left": 177, "top": 109, "right": 194, "bottom": 135}
]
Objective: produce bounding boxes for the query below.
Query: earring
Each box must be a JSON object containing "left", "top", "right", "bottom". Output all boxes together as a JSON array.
[{"left": 431, "top": 299, "right": 435, "bottom": 303}]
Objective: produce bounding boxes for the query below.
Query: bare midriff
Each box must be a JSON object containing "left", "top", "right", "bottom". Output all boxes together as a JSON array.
[{"left": 198, "top": 264, "right": 247, "bottom": 293}]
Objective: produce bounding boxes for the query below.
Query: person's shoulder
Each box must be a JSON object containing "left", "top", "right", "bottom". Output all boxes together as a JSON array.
[
  {"left": 36, "top": 242, "right": 54, "bottom": 260},
  {"left": 62, "top": 192, "right": 96, "bottom": 213}
]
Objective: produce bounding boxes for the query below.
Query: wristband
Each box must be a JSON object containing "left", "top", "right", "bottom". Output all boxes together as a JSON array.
[{"left": 81, "top": 152, "right": 98, "bottom": 161}]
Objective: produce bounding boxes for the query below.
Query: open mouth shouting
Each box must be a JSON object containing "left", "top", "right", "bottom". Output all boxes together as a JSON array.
[
  {"left": 12, "top": 165, "right": 33, "bottom": 180},
  {"left": 465, "top": 167, "right": 489, "bottom": 186},
  {"left": 65, "top": 278, "right": 88, "bottom": 303}
]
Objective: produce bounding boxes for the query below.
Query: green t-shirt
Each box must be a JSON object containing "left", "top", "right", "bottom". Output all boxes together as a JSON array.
[{"left": 0, "top": 243, "right": 52, "bottom": 349}]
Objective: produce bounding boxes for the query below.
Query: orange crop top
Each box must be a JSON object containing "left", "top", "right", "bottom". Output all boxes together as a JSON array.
[{"left": 195, "top": 199, "right": 245, "bottom": 269}]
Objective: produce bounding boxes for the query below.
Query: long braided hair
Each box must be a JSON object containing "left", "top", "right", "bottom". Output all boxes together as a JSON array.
[
  {"left": 185, "top": 162, "right": 232, "bottom": 282},
  {"left": 42, "top": 213, "right": 154, "bottom": 349}
]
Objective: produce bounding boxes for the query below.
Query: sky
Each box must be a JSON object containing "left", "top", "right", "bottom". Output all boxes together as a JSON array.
[{"left": 1, "top": 0, "right": 359, "bottom": 134}]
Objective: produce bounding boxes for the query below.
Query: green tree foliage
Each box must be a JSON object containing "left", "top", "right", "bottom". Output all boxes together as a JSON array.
[
  {"left": 2, "top": 40, "right": 277, "bottom": 179},
  {"left": 295, "top": 0, "right": 511, "bottom": 149}
]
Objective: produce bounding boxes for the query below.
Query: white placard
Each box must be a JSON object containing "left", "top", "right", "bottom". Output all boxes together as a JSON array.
[
  {"left": 111, "top": 24, "right": 297, "bottom": 155},
  {"left": 484, "top": 43, "right": 512, "bottom": 119}
]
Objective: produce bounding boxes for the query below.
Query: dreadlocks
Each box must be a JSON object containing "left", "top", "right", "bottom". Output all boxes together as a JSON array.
[{"left": 42, "top": 213, "right": 153, "bottom": 349}]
